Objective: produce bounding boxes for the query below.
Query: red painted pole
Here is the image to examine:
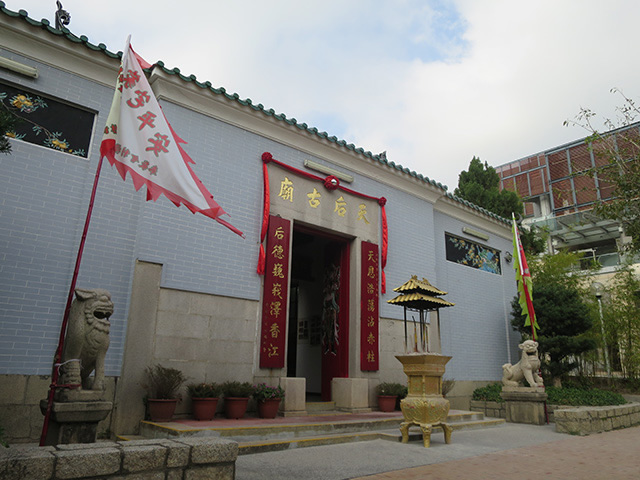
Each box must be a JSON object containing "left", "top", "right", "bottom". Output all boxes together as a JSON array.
[{"left": 39, "top": 156, "right": 105, "bottom": 446}]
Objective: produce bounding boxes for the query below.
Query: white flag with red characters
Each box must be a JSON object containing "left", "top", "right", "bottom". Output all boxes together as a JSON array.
[{"left": 100, "top": 37, "right": 243, "bottom": 237}]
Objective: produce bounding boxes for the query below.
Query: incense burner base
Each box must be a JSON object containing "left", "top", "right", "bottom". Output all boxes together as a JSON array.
[{"left": 400, "top": 419, "right": 453, "bottom": 448}]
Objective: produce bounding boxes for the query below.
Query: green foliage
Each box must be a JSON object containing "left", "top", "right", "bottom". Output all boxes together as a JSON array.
[
  {"left": 471, "top": 383, "right": 503, "bottom": 402},
  {"left": 376, "top": 382, "right": 406, "bottom": 396},
  {"left": 471, "top": 383, "right": 626, "bottom": 406},
  {"left": 187, "top": 382, "right": 223, "bottom": 398},
  {"left": 253, "top": 383, "right": 285, "bottom": 401},
  {"left": 442, "top": 378, "right": 456, "bottom": 397},
  {"left": 519, "top": 225, "right": 548, "bottom": 256},
  {"left": 455, "top": 157, "right": 523, "bottom": 219},
  {"left": 599, "top": 261, "right": 640, "bottom": 379},
  {"left": 0, "top": 107, "right": 16, "bottom": 154},
  {"left": 511, "top": 252, "right": 596, "bottom": 381},
  {"left": 142, "top": 364, "right": 187, "bottom": 400},
  {"left": 545, "top": 386, "right": 627, "bottom": 406},
  {"left": 221, "top": 381, "right": 255, "bottom": 398}
]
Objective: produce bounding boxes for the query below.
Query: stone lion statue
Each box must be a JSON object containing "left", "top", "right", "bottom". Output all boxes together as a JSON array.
[
  {"left": 502, "top": 340, "right": 544, "bottom": 388},
  {"left": 60, "top": 288, "right": 113, "bottom": 391}
]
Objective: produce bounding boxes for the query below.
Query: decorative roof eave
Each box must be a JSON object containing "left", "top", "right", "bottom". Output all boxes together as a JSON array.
[
  {"left": 387, "top": 292, "right": 455, "bottom": 310},
  {"left": 393, "top": 275, "right": 447, "bottom": 295},
  {"left": 0, "top": 2, "right": 508, "bottom": 225}
]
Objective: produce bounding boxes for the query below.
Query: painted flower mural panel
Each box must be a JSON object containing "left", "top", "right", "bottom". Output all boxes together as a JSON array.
[
  {"left": 1, "top": 82, "right": 93, "bottom": 157},
  {"left": 445, "top": 233, "right": 501, "bottom": 275}
]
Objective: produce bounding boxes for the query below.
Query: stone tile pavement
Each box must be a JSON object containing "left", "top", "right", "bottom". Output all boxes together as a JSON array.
[
  {"left": 355, "top": 425, "right": 640, "bottom": 480},
  {"left": 236, "top": 424, "right": 640, "bottom": 480}
]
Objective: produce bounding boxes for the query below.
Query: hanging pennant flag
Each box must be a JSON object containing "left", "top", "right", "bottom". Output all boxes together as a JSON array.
[
  {"left": 512, "top": 213, "right": 539, "bottom": 336},
  {"left": 100, "top": 37, "right": 243, "bottom": 237}
]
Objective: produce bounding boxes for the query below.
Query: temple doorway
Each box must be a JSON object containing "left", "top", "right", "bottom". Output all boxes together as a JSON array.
[{"left": 287, "top": 225, "right": 350, "bottom": 401}]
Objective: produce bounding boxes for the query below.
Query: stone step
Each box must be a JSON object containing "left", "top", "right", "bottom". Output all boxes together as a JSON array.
[
  {"left": 124, "top": 410, "right": 503, "bottom": 452},
  {"left": 138, "top": 413, "right": 405, "bottom": 442},
  {"left": 237, "top": 417, "right": 506, "bottom": 455},
  {"left": 305, "top": 401, "right": 338, "bottom": 414}
]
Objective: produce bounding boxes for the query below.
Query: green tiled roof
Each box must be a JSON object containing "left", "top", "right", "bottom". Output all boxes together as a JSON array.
[{"left": 0, "top": 1, "right": 509, "bottom": 225}]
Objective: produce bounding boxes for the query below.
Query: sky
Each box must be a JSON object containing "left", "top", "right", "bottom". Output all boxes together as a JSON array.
[{"left": 5, "top": 0, "right": 640, "bottom": 191}]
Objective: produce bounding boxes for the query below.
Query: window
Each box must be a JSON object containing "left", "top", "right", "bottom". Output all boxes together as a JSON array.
[{"left": 1, "top": 81, "right": 94, "bottom": 157}]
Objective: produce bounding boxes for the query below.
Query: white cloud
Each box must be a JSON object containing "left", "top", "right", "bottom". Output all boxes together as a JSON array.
[{"left": 5, "top": 0, "right": 640, "bottom": 190}]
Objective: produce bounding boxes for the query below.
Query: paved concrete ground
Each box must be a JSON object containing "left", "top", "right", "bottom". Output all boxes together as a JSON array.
[{"left": 235, "top": 424, "right": 640, "bottom": 480}]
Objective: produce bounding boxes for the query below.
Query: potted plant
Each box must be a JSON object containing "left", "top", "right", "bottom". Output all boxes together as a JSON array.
[
  {"left": 222, "top": 381, "right": 255, "bottom": 419},
  {"left": 188, "top": 382, "right": 223, "bottom": 421},
  {"left": 142, "top": 364, "right": 187, "bottom": 422},
  {"left": 376, "top": 382, "right": 405, "bottom": 412},
  {"left": 253, "top": 383, "right": 285, "bottom": 419}
]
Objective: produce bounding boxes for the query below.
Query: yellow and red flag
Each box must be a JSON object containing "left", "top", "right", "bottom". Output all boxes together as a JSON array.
[
  {"left": 512, "top": 214, "right": 539, "bottom": 337},
  {"left": 100, "top": 37, "right": 243, "bottom": 237}
]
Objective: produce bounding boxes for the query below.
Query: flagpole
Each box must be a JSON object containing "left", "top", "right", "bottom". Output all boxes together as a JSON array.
[
  {"left": 522, "top": 280, "right": 537, "bottom": 342},
  {"left": 40, "top": 155, "right": 106, "bottom": 446}
]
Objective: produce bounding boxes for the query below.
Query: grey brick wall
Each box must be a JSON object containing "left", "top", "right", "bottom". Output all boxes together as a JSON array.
[
  {"left": 1, "top": 51, "right": 139, "bottom": 375},
  {"left": 1, "top": 49, "right": 518, "bottom": 383},
  {"left": 433, "top": 210, "right": 519, "bottom": 381}
]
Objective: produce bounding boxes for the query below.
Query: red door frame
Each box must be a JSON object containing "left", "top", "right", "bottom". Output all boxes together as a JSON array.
[
  {"left": 293, "top": 224, "right": 350, "bottom": 401},
  {"left": 320, "top": 238, "right": 350, "bottom": 401}
]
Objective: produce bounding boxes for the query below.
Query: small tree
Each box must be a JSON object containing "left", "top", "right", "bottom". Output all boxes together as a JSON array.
[
  {"left": 455, "top": 157, "right": 523, "bottom": 219},
  {"left": 511, "top": 252, "right": 596, "bottom": 385},
  {"left": 601, "top": 261, "right": 640, "bottom": 379},
  {"left": 456, "top": 157, "right": 546, "bottom": 255}
]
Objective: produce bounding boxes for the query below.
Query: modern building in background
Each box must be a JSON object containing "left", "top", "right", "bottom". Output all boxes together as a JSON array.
[{"left": 496, "top": 124, "right": 639, "bottom": 275}]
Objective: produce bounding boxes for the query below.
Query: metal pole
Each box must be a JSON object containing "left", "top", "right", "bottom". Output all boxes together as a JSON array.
[{"left": 596, "top": 296, "right": 612, "bottom": 378}]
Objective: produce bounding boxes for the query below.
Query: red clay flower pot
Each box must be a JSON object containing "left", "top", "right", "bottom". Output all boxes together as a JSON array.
[
  {"left": 258, "top": 398, "right": 281, "bottom": 419},
  {"left": 147, "top": 398, "right": 178, "bottom": 422},
  {"left": 224, "top": 397, "right": 249, "bottom": 419},
  {"left": 192, "top": 397, "right": 219, "bottom": 421},
  {"left": 377, "top": 395, "right": 398, "bottom": 413}
]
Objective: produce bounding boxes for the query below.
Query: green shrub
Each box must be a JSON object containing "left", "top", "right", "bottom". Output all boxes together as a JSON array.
[
  {"left": 376, "top": 382, "right": 406, "bottom": 396},
  {"left": 546, "top": 386, "right": 627, "bottom": 406},
  {"left": 187, "top": 382, "right": 223, "bottom": 398},
  {"left": 253, "top": 383, "right": 285, "bottom": 401},
  {"left": 471, "top": 383, "right": 627, "bottom": 406},
  {"left": 472, "top": 383, "right": 503, "bottom": 402},
  {"left": 221, "top": 381, "right": 255, "bottom": 398},
  {"left": 143, "top": 364, "right": 187, "bottom": 400},
  {"left": 442, "top": 378, "right": 456, "bottom": 397}
]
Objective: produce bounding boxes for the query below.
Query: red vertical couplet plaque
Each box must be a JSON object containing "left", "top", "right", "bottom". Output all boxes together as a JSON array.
[
  {"left": 260, "top": 216, "right": 290, "bottom": 368},
  {"left": 361, "top": 241, "right": 379, "bottom": 371}
]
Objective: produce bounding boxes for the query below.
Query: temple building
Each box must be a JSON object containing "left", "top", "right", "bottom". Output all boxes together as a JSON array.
[{"left": 0, "top": 5, "right": 519, "bottom": 442}]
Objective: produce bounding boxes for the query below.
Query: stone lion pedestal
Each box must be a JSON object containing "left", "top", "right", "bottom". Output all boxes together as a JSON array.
[
  {"left": 39, "top": 390, "right": 112, "bottom": 445},
  {"left": 395, "top": 353, "right": 453, "bottom": 448},
  {"left": 500, "top": 386, "right": 548, "bottom": 425}
]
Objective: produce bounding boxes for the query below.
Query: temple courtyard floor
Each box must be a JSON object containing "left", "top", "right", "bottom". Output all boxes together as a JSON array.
[{"left": 235, "top": 422, "right": 640, "bottom": 479}]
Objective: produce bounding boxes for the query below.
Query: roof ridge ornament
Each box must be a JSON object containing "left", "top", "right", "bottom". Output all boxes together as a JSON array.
[{"left": 55, "top": 1, "right": 70, "bottom": 30}]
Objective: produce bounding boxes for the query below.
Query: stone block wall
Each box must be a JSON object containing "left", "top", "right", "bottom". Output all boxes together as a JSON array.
[
  {"left": 554, "top": 403, "right": 640, "bottom": 436},
  {"left": 0, "top": 437, "right": 237, "bottom": 480},
  {"left": 470, "top": 400, "right": 565, "bottom": 422},
  {"left": 469, "top": 400, "right": 506, "bottom": 419},
  {"left": 0, "top": 375, "right": 116, "bottom": 444}
]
